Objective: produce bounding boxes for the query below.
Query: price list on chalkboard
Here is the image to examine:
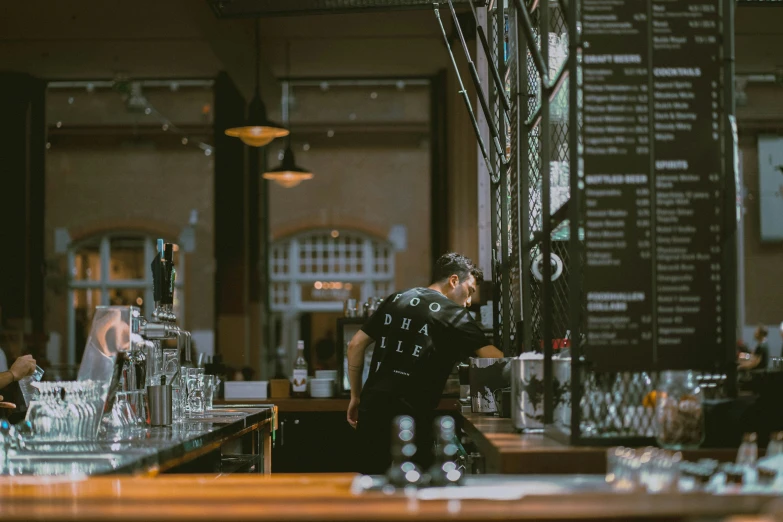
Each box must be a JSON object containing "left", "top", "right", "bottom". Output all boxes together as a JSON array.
[{"left": 582, "top": 0, "right": 724, "bottom": 370}]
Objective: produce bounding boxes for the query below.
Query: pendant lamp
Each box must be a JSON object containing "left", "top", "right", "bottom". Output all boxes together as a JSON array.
[
  {"left": 225, "top": 19, "right": 288, "bottom": 147},
  {"left": 262, "top": 143, "right": 314, "bottom": 188},
  {"left": 263, "top": 43, "right": 314, "bottom": 188}
]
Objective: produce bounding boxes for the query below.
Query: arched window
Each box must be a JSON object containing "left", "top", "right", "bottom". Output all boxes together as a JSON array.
[
  {"left": 67, "top": 233, "right": 185, "bottom": 364},
  {"left": 270, "top": 229, "right": 395, "bottom": 312}
]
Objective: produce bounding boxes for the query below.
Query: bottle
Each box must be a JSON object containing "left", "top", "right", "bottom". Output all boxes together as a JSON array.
[
  {"left": 386, "top": 415, "right": 423, "bottom": 488},
  {"left": 428, "top": 416, "right": 463, "bottom": 486},
  {"left": 736, "top": 432, "right": 758, "bottom": 467},
  {"left": 766, "top": 431, "right": 783, "bottom": 458},
  {"left": 292, "top": 340, "right": 308, "bottom": 397}
]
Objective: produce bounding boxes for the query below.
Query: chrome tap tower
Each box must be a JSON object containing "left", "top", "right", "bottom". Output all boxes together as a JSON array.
[{"left": 132, "top": 239, "right": 192, "bottom": 389}]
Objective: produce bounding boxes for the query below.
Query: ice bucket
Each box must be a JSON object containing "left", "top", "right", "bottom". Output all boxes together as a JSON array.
[
  {"left": 511, "top": 355, "right": 572, "bottom": 432},
  {"left": 469, "top": 358, "right": 512, "bottom": 413}
]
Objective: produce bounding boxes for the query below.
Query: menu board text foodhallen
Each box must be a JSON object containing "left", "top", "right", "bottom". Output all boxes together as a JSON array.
[{"left": 582, "top": 0, "right": 724, "bottom": 370}]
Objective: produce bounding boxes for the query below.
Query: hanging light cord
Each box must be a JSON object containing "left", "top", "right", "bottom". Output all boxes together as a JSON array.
[
  {"left": 283, "top": 41, "right": 291, "bottom": 144},
  {"left": 255, "top": 18, "right": 261, "bottom": 94}
]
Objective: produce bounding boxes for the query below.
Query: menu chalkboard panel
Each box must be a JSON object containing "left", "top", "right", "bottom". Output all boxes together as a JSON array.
[{"left": 582, "top": 0, "right": 723, "bottom": 371}]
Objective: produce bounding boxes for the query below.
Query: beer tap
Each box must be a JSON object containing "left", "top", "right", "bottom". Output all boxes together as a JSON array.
[{"left": 133, "top": 240, "right": 192, "bottom": 382}]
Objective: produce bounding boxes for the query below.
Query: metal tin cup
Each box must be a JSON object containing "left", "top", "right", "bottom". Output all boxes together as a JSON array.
[{"left": 148, "top": 384, "right": 173, "bottom": 426}]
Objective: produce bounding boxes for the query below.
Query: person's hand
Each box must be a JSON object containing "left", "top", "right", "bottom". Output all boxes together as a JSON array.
[
  {"left": 347, "top": 397, "right": 360, "bottom": 429},
  {"left": 9, "top": 355, "right": 36, "bottom": 381}
]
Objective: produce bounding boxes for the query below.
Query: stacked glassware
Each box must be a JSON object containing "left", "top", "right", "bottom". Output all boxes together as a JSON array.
[{"left": 24, "top": 381, "right": 105, "bottom": 441}]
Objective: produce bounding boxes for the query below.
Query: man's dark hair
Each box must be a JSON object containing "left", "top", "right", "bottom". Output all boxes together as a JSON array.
[{"left": 432, "top": 252, "right": 483, "bottom": 284}]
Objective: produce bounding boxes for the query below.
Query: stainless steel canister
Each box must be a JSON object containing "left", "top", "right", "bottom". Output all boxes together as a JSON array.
[
  {"left": 511, "top": 356, "right": 572, "bottom": 432},
  {"left": 553, "top": 357, "right": 572, "bottom": 429},
  {"left": 469, "top": 358, "right": 512, "bottom": 413},
  {"left": 148, "top": 384, "right": 173, "bottom": 426},
  {"left": 511, "top": 356, "right": 544, "bottom": 431}
]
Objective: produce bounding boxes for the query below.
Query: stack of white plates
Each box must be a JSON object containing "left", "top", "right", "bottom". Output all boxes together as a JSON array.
[
  {"left": 315, "top": 370, "right": 338, "bottom": 381},
  {"left": 309, "top": 378, "right": 335, "bottom": 398}
]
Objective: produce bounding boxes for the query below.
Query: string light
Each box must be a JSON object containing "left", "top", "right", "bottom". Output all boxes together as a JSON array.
[{"left": 48, "top": 80, "right": 219, "bottom": 157}]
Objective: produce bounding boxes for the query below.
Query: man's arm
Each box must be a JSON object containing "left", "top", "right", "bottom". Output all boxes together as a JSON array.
[
  {"left": 0, "top": 355, "right": 36, "bottom": 391},
  {"left": 739, "top": 354, "right": 761, "bottom": 370},
  {"left": 0, "top": 371, "right": 14, "bottom": 390},
  {"left": 346, "top": 330, "right": 375, "bottom": 428},
  {"left": 475, "top": 345, "right": 504, "bottom": 358}
]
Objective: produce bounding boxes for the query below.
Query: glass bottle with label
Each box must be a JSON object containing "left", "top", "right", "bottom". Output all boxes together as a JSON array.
[{"left": 292, "top": 340, "right": 308, "bottom": 397}]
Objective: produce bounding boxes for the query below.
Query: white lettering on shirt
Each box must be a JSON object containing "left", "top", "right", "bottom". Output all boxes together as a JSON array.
[
  {"left": 396, "top": 340, "right": 404, "bottom": 353},
  {"left": 376, "top": 362, "right": 381, "bottom": 371},
  {"left": 418, "top": 324, "right": 429, "bottom": 336},
  {"left": 380, "top": 337, "right": 387, "bottom": 348},
  {"left": 413, "top": 345, "right": 423, "bottom": 357},
  {"left": 410, "top": 297, "right": 420, "bottom": 306},
  {"left": 429, "top": 302, "right": 441, "bottom": 312},
  {"left": 384, "top": 314, "right": 392, "bottom": 326},
  {"left": 392, "top": 294, "right": 403, "bottom": 302},
  {"left": 401, "top": 318, "right": 412, "bottom": 330}
]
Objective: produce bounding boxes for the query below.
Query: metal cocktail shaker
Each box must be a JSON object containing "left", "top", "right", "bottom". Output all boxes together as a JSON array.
[{"left": 148, "top": 382, "right": 173, "bottom": 426}]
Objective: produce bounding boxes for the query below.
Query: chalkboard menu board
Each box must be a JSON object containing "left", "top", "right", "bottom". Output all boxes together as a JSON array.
[{"left": 582, "top": 0, "right": 724, "bottom": 371}]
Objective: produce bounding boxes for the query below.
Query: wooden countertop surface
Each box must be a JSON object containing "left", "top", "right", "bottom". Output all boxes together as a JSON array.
[
  {"left": 0, "top": 473, "right": 778, "bottom": 521},
  {"left": 460, "top": 414, "right": 746, "bottom": 474},
  {"left": 217, "top": 398, "right": 461, "bottom": 413}
]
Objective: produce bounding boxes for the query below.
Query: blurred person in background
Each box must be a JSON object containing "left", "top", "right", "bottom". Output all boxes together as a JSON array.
[{"left": 739, "top": 325, "right": 769, "bottom": 371}]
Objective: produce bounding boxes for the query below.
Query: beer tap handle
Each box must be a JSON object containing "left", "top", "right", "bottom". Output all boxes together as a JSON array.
[{"left": 160, "top": 242, "right": 175, "bottom": 306}]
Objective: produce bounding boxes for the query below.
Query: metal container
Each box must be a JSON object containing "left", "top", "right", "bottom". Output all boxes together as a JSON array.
[
  {"left": 148, "top": 384, "right": 172, "bottom": 426},
  {"left": 511, "top": 356, "right": 572, "bottom": 432},
  {"left": 511, "top": 356, "right": 544, "bottom": 431},
  {"left": 469, "top": 358, "right": 512, "bottom": 413},
  {"left": 553, "top": 357, "right": 572, "bottom": 429}
]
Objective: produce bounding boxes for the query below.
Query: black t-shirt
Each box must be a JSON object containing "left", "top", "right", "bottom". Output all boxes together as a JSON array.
[
  {"left": 754, "top": 342, "right": 769, "bottom": 370},
  {"left": 359, "top": 287, "right": 490, "bottom": 412}
]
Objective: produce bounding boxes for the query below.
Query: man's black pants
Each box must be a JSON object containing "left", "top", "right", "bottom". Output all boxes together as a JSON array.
[{"left": 356, "top": 395, "right": 434, "bottom": 476}]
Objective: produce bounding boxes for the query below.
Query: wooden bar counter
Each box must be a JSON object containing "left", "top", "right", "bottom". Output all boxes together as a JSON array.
[
  {"left": 0, "top": 473, "right": 779, "bottom": 521},
  {"left": 460, "top": 413, "right": 746, "bottom": 474}
]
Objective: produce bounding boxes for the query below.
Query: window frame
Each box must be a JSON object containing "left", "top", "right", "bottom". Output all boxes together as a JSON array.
[
  {"left": 270, "top": 229, "right": 395, "bottom": 313},
  {"left": 67, "top": 233, "right": 185, "bottom": 365}
]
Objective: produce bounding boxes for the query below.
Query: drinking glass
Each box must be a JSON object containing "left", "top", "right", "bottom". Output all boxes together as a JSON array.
[
  {"left": 171, "top": 385, "right": 184, "bottom": 422},
  {"left": 162, "top": 349, "right": 179, "bottom": 385},
  {"left": 112, "top": 392, "right": 138, "bottom": 429},
  {"left": 125, "top": 390, "right": 150, "bottom": 427},
  {"left": 204, "top": 375, "right": 215, "bottom": 411},
  {"left": 188, "top": 374, "right": 206, "bottom": 417},
  {"left": 18, "top": 365, "right": 44, "bottom": 407},
  {"left": 180, "top": 366, "right": 191, "bottom": 415}
]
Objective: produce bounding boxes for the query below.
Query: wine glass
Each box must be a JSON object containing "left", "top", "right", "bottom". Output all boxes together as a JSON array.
[{"left": 162, "top": 349, "right": 179, "bottom": 385}]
